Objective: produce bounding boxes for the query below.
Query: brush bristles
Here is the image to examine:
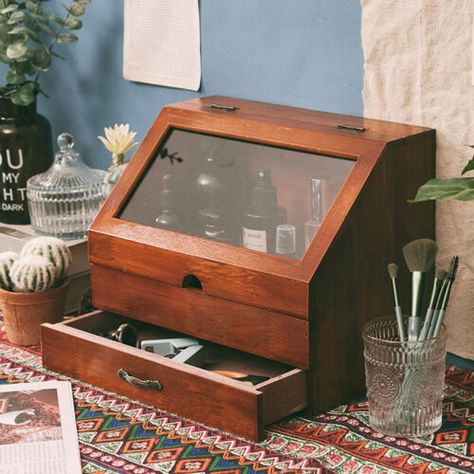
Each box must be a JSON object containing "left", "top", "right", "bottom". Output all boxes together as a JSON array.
[
  {"left": 447, "top": 256, "right": 459, "bottom": 282},
  {"left": 402, "top": 238, "right": 438, "bottom": 272},
  {"left": 387, "top": 263, "right": 399, "bottom": 279},
  {"left": 435, "top": 269, "right": 447, "bottom": 281}
]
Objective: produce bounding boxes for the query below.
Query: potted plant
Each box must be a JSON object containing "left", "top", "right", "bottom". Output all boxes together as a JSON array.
[
  {"left": 0, "top": 0, "right": 91, "bottom": 224},
  {"left": 0, "top": 236, "right": 72, "bottom": 345},
  {"left": 413, "top": 146, "right": 474, "bottom": 201}
]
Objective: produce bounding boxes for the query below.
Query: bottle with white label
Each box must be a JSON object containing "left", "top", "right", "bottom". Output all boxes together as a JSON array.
[
  {"left": 242, "top": 169, "right": 287, "bottom": 254},
  {"left": 304, "top": 177, "right": 324, "bottom": 250}
]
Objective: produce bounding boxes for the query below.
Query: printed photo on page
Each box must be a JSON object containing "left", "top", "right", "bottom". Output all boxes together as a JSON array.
[{"left": 0, "top": 380, "right": 81, "bottom": 474}]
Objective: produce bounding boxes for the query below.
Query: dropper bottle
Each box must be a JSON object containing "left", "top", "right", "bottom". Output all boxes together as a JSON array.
[
  {"left": 155, "top": 174, "right": 180, "bottom": 230},
  {"left": 242, "top": 169, "right": 287, "bottom": 254}
]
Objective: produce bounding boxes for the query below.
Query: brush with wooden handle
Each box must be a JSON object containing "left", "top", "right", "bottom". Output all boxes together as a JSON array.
[
  {"left": 431, "top": 256, "right": 458, "bottom": 338},
  {"left": 402, "top": 239, "right": 438, "bottom": 341},
  {"left": 387, "top": 263, "right": 405, "bottom": 341},
  {"left": 418, "top": 269, "right": 446, "bottom": 341}
]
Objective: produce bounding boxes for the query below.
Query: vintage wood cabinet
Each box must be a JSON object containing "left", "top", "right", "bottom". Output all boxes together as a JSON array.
[{"left": 42, "top": 96, "right": 435, "bottom": 441}]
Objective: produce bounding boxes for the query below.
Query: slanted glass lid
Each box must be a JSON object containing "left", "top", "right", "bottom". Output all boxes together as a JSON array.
[{"left": 119, "top": 129, "right": 354, "bottom": 260}]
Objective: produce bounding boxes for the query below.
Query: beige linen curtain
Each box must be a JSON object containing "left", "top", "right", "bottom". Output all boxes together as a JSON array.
[{"left": 361, "top": 0, "right": 474, "bottom": 359}]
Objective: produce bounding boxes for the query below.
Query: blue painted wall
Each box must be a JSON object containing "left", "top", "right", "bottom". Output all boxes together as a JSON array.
[{"left": 38, "top": 0, "right": 363, "bottom": 169}]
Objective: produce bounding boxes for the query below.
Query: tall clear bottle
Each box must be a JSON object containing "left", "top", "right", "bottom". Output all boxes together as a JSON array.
[
  {"left": 242, "top": 169, "right": 287, "bottom": 254},
  {"left": 304, "top": 178, "right": 324, "bottom": 250},
  {"left": 155, "top": 173, "right": 181, "bottom": 231},
  {"left": 27, "top": 133, "right": 105, "bottom": 239}
]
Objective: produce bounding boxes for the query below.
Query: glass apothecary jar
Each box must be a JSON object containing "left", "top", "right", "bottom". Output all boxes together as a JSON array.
[{"left": 27, "top": 133, "right": 105, "bottom": 240}]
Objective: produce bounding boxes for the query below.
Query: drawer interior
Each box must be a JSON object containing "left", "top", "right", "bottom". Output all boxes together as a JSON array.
[{"left": 64, "top": 311, "right": 300, "bottom": 389}]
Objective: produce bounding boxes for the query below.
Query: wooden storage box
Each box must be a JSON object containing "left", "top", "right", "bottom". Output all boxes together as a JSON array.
[{"left": 42, "top": 96, "right": 435, "bottom": 441}]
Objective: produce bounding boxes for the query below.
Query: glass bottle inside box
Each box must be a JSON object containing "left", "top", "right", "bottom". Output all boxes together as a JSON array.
[{"left": 119, "top": 129, "right": 354, "bottom": 260}]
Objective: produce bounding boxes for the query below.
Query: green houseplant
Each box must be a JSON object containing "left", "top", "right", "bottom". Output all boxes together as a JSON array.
[
  {"left": 0, "top": 0, "right": 91, "bottom": 224},
  {"left": 0, "top": 0, "right": 90, "bottom": 105},
  {"left": 413, "top": 146, "right": 474, "bottom": 202},
  {"left": 0, "top": 236, "right": 72, "bottom": 345}
]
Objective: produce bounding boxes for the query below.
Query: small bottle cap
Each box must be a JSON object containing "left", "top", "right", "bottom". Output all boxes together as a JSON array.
[{"left": 276, "top": 224, "right": 296, "bottom": 255}]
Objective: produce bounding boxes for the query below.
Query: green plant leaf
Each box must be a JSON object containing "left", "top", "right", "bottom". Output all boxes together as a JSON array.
[
  {"left": 9, "top": 81, "right": 36, "bottom": 106},
  {"left": 5, "top": 70, "right": 25, "bottom": 84},
  {"left": 25, "top": 1, "right": 39, "bottom": 12},
  {"left": 67, "top": 3, "right": 86, "bottom": 16},
  {"left": 412, "top": 178, "right": 474, "bottom": 202},
  {"left": 8, "top": 25, "right": 31, "bottom": 35},
  {"left": 0, "top": 4, "right": 19, "bottom": 15},
  {"left": 56, "top": 32, "right": 78, "bottom": 43},
  {"left": 6, "top": 40, "right": 27, "bottom": 59},
  {"left": 461, "top": 158, "right": 474, "bottom": 175},
  {"left": 7, "top": 11, "right": 25, "bottom": 24},
  {"left": 48, "top": 13, "right": 64, "bottom": 25},
  {"left": 64, "top": 17, "right": 82, "bottom": 29},
  {"left": 32, "top": 48, "right": 50, "bottom": 69}
]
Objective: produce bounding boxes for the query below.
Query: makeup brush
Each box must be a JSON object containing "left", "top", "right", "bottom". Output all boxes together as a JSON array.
[
  {"left": 402, "top": 238, "right": 438, "bottom": 341},
  {"left": 418, "top": 269, "right": 447, "bottom": 341},
  {"left": 387, "top": 263, "right": 405, "bottom": 341},
  {"left": 432, "top": 256, "right": 458, "bottom": 338},
  {"left": 427, "top": 274, "right": 448, "bottom": 339}
]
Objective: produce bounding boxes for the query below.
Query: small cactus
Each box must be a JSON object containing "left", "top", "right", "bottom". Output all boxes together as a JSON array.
[
  {"left": 0, "top": 252, "right": 18, "bottom": 291},
  {"left": 11, "top": 255, "right": 57, "bottom": 292},
  {"left": 21, "top": 237, "right": 72, "bottom": 282}
]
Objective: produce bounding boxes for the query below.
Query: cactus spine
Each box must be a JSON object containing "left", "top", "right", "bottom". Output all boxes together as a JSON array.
[
  {"left": 10, "top": 255, "right": 57, "bottom": 292},
  {"left": 0, "top": 252, "right": 18, "bottom": 291},
  {"left": 21, "top": 237, "right": 72, "bottom": 282}
]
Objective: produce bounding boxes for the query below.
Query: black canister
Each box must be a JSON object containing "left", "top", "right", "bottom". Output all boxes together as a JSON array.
[{"left": 0, "top": 98, "right": 53, "bottom": 224}]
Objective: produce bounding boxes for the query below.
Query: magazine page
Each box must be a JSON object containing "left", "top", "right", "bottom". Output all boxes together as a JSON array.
[{"left": 0, "top": 380, "right": 81, "bottom": 474}]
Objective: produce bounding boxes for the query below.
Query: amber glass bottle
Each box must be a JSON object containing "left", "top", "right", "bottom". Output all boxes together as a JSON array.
[{"left": 0, "top": 98, "right": 53, "bottom": 224}]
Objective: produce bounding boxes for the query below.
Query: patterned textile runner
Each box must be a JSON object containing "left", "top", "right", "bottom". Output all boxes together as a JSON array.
[{"left": 0, "top": 322, "right": 473, "bottom": 474}]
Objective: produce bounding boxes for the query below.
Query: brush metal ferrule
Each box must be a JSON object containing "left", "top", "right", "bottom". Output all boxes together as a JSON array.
[{"left": 411, "top": 271, "right": 426, "bottom": 320}]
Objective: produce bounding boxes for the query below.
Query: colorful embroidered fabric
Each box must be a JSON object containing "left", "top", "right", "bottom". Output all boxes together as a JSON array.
[{"left": 0, "top": 322, "right": 472, "bottom": 474}]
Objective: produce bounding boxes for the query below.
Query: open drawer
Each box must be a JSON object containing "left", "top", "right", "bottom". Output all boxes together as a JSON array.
[{"left": 41, "top": 310, "right": 307, "bottom": 441}]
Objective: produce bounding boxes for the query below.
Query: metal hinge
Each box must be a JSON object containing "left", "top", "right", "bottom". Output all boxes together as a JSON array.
[
  {"left": 209, "top": 104, "right": 239, "bottom": 112},
  {"left": 337, "top": 124, "right": 367, "bottom": 132}
]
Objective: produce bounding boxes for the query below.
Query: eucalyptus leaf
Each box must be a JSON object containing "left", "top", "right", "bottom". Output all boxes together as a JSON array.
[
  {"left": 5, "top": 70, "right": 25, "bottom": 84},
  {"left": 412, "top": 178, "right": 474, "bottom": 202},
  {"left": 67, "top": 3, "right": 85, "bottom": 16},
  {"left": 461, "top": 158, "right": 474, "bottom": 175},
  {"left": 0, "top": 4, "right": 19, "bottom": 14},
  {"left": 32, "top": 48, "right": 50, "bottom": 69},
  {"left": 10, "top": 82, "right": 36, "bottom": 105},
  {"left": 48, "top": 12, "right": 64, "bottom": 25},
  {"left": 7, "top": 11, "right": 25, "bottom": 24},
  {"left": 25, "top": 1, "right": 39, "bottom": 12},
  {"left": 64, "top": 17, "right": 81, "bottom": 29},
  {"left": 6, "top": 41, "right": 27, "bottom": 59},
  {"left": 8, "top": 25, "right": 31, "bottom": 35},
  {"left": 1, "top": 0, "right": 89, "bottom": 102},
  {"left": 57, "top": 32, "right": 78, "bottom": 43}
]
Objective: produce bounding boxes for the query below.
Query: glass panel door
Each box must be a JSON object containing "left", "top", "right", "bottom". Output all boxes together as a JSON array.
[{"left": 119, "top": 129, "right": 354, "bottom": 260}]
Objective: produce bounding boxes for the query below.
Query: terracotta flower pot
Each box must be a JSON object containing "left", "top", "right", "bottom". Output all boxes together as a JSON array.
[{"left": 0, "top": 280, "right": 69, "bottom": 346}]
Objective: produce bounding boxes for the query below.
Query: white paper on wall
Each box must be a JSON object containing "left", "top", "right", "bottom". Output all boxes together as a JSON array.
[
  {"left": 362, "top": 0, "right": 474, "bottom": 360},
  {"left": 123, "top": 0, "right": 201, "bottom": 91}
]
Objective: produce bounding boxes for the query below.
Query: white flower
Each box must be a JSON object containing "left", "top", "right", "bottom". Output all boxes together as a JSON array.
[{"left": 97, "top": 123, "right": 138, "bottom": 162}]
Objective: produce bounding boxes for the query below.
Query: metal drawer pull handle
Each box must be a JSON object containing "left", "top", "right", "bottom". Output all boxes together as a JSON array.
[{"left": 117, "top": 368, "right": 163, "bottom": 391}]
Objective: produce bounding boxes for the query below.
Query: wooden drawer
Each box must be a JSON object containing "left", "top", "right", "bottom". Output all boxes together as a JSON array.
[
  {"left": 41, "top": 311, "right": 307, "bottom": 441},
  {"left": 91, "top": 264, "right": 309, "bottom": 368}
]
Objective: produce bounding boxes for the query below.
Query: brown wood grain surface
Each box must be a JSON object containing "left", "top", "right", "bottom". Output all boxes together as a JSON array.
[
  {"left": 90, "top": 264, "right": 309, "bottom": 368},
  {"left": 80, "top": 96, "right": 436, "bottom": 437},
  {"left": 42, "top": 311, "right": 306, "bottom": 441}
]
